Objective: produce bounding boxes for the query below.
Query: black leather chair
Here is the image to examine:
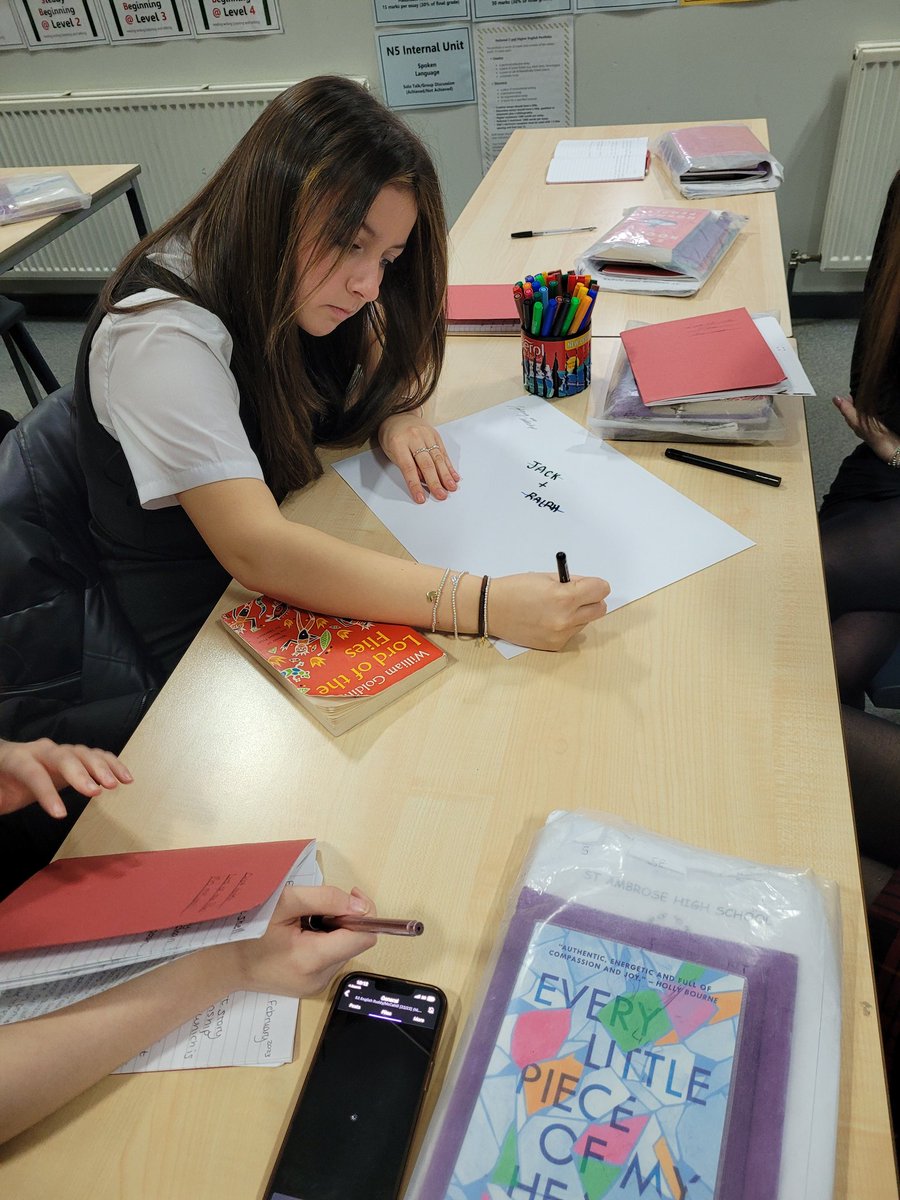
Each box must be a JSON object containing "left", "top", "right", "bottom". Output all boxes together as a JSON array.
[
  {"left": 0, "top": 384, "right": 160, "bottom": 751},
  {"left": 0, "top": 384, "right": 162, "bottom": 896}
]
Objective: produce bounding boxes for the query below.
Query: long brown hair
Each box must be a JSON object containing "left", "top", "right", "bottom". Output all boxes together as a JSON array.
[
  {"left": 855, "top": 171, "right": 900, "bottom": 429},
  {"left": 101, "top": 76, "right": 448, "bottom": 499}
]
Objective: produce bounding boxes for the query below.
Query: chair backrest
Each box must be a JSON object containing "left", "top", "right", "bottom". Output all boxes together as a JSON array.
[{"left": 0, "top": 386, "right": 159, "bottom": 750}]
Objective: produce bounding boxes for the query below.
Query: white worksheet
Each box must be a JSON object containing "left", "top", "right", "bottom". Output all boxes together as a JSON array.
[
  {"left": 546, "top": 136, "right": 649, "bottom": 184},
  {"left": 333, "top": 395, "right": 754, "bottom": 657}
]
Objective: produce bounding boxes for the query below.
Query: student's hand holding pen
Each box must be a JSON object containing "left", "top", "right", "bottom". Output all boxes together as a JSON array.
[
  {"left": 378, "top": 410, "right": 460, "bottom": 505},
  {"left": 227, "top": 885, "right": 378, "bottom": 999},
  {"left": 489, "top": 572, "right": 610, "bottom": 651}
]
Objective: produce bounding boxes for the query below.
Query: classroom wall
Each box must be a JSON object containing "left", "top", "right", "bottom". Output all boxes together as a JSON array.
[{"left": 1, "top": 0, "right": 897, "bottom": 295}]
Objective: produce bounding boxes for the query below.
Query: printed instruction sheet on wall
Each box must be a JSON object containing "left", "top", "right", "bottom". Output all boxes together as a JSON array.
[{"left": 474, "top": 19, "right": 573, "bottom": 172}]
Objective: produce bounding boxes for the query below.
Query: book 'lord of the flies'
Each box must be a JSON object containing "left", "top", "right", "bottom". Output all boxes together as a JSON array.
[{"left": 220, "top": 596, "right": 447, "bottom": 734}]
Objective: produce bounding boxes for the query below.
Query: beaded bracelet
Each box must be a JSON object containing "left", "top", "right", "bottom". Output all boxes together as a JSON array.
[
  {"left": 481, "top": 576, "right": 491, "bottom": 642},
  {"left": 889, "top": 446, "right": 900, "bottom": 470}
]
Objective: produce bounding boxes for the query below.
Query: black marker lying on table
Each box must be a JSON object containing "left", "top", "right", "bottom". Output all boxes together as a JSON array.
[
  {"left": 664, "top": 447, "right": 782, "bottom": 488},
  {"left": 300, "top": 915, "right": 424, "bottom": 936}
]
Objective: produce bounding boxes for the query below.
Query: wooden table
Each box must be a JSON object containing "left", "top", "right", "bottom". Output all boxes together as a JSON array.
[
  {"left": 0, "top": 335, "right": 894, "bottom": 1198},
  {"left": 0, "top": 164, "right": 148, "bottom": 273},
  {"left": 450, "top": 120, "right": 792, "bottom": 336}
]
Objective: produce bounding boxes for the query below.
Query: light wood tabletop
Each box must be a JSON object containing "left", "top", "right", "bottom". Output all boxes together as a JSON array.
[
  {"left": 449, "top": 120, "right": 792, "bottom": 337},
  {"left": 0, "top": 336, "right": 894, "bottom": 1198},
  {"left": 0, "top": 164, "right": 148, "bottom": 273}
]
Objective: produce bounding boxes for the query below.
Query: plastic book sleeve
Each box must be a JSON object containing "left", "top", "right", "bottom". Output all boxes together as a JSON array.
[
  {"left": 406, "top": 810, "right": 840, "bottom": 1200},
  {"left": 590, "top": 337, "right": 786, "bottom": 446},
  {"left": 0, "top": 172, "right": 91, "bottom": 225},
  {"left": 655, "top": 126, "right": 784, "bottom": 199},
  {"left": 577, "top": 208, "right": 747, "bottom": 298}
]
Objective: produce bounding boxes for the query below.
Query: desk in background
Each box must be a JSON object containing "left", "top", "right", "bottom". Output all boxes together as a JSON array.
[
  {"left": 450, "top": 119, "right": 791, "bottom": 337},
  {"left": 0, "top": 336, "right": 894, "bottom": 1199},
  {"left": 0, "top": 164, "right": 148, "bottom": 274}
]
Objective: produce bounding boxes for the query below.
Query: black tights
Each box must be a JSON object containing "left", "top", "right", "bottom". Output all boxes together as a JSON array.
[
  {"left": 820, "top": 497, "right": 900, "bottom": 868},
  {"left": 821, "top": 497, "right": 900, "bottom": 707}
]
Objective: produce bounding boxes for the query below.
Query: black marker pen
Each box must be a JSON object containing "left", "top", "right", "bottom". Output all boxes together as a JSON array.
[{"left": 664, "top": 448, "right": 782, "bottom": 488}]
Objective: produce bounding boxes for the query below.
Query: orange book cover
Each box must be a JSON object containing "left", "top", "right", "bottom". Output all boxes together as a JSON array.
[{"left": 221, "top": 597, "right": 447, "bottom": 733}]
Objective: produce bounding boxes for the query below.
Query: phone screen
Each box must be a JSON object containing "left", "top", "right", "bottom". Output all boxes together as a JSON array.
[{"left": 267, "top": 972, "right": 446, "bottom": 1200}]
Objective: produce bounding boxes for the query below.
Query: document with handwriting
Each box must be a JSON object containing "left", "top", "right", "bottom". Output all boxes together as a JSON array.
[
  {"left": 333, "top": 395, "right": 754, "bottom": 657},
  {"left": 114, "top": 852, "right": 322, "bottom": 1073}
]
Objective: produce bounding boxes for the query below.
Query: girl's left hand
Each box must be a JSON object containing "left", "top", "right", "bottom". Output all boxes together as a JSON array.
[
  {"left": 833, "top": 394, "right": 900, "bottom": 462},
  {"left": 377, "top": 411, "right": 460, "bottom": 504}
]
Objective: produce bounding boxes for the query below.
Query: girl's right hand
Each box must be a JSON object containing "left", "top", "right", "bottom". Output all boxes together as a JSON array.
[
  {"left": 229, "top": 885, "right": 377, "bottom": 1000},
  {"left": 488, "top": 572, "right": 610, "bottom": 651}
]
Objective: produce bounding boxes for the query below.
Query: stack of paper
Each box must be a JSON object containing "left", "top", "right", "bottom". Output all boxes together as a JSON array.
[
  {"left": 621, "top": 307, "right": 787, "bottom": 405},
  {"left": 591, "top": 310, "right": 814, "bottom": 444},
  {"left": 546, "top": 137, "right": 649, "bottom": 184},
  {"left": 0, "top": 840, "right": 318, "bottom": 1072}
]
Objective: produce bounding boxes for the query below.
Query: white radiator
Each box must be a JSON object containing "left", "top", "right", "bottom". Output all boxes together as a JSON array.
[
  {"left": 820, "top": 41, "right": 900, "bottom": 271},
  {"left": 0, "top": 83, "right": 297, "bottom": 282}
]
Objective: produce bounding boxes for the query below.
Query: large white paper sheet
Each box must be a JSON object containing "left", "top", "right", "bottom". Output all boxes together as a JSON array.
[{"left": 333, "top": 396, "right": 754, "bottom": 656}]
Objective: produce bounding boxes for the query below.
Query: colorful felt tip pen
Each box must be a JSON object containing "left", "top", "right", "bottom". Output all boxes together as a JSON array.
[
  {"left": 300, "top": 915, "right": 425, "bottom": 936},
  {"left": 556, "top": 551, "right": 570, "bottom": 583}
]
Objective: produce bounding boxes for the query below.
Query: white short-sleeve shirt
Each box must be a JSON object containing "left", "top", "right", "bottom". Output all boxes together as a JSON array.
[{"left": 89, "top": 284, "right": 265, "bottom": 511}]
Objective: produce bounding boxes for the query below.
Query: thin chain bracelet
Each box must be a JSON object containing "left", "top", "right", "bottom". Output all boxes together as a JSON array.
[
  {"left": 449, "top": 571, "right": 468, "bottom": 639},
  {"left": 482, "top": 576, "right": 492, "bottom": 642},
  {"left": 428, "top": 567, "right": 451, "bottom": 632}
]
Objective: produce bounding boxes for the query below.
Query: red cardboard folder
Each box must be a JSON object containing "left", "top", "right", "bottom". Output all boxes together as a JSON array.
[
  {"left": 620, "top": 307, "right": 786, "bottom": 405},
  {"left": 0, "top": 839, "right": 311, "bottom": 953},
  {"left": 447, "top": 284, "right": 519, "bottom": 323}
]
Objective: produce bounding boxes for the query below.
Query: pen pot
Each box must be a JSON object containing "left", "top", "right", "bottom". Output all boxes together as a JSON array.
[{"left": 522, "top": 327, "right": 591, "bottom": 399}]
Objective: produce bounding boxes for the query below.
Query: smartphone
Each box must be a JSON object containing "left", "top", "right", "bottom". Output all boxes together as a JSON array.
[{"left": 266, "top": 971, "right": 446, "bottom": 1200}]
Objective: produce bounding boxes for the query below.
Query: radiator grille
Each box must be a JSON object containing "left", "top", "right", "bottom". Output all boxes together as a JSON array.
[
  {"left": 0, "top": 84, "right": 296, "bottom": 281},
  {"left": 820, "top": 42, "right": 900, "bottom": 271}
]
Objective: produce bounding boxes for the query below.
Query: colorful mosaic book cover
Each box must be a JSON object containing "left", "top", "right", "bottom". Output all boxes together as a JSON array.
[{"left": 448, "top": 922, "right": 746, "bottom": 1200}]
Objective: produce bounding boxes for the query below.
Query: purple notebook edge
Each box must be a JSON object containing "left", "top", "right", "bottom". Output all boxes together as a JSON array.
[{"left": 416, "top": 887, "right": 798, "bottom": 1200}]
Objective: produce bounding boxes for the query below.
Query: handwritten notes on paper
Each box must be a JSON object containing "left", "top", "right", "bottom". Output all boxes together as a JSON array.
[
  {"left": 114, "top": 850, "right": 322, "bottom": 1073},
  {"left": 546, "top": 137, "right": 649, "bottom": 184},
  {"left": 0, "top": 842, "right": 320, "bottom": 1072},
  {"left": 332, "top": 395, "right": 754, "bottom": 657}
]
